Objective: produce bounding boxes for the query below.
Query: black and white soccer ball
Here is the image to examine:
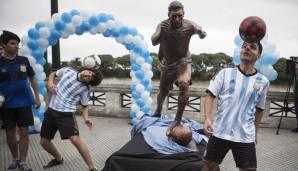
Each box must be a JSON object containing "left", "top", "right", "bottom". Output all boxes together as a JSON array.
[{"left": 81, "top": 55, "right": 101, "bottom": 69}]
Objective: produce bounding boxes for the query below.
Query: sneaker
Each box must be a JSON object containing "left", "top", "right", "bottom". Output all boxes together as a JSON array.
[
  {"left": 7, "top": 159, "right": 20, "bottom": 170},
  {"left": 291, "top": 128, "right": 298, "bottom": 132},
  {"left": 43, "top": 158, "right": 64, "bottom": 169},
  {"left": 18, "top": 162, "right": 33, "bottom": 171}
]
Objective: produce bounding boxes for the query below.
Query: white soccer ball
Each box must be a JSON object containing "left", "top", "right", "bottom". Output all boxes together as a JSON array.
[{"left": 81, "top": 55, "right": 101, "bottom": 69}]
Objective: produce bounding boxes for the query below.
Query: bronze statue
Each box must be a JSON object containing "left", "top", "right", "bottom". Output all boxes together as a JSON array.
[{"left": 151, "top": 1, "right": 206, "bottom": 136}]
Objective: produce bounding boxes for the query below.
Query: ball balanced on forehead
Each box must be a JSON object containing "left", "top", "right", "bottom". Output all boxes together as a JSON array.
[{"left": 239, "top": 16, "right": 266, "bottom": 43}]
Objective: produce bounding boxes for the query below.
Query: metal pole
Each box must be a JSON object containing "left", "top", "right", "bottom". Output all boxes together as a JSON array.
[{"left": 51, "top": 0, "right": 60, "bottom": 70}]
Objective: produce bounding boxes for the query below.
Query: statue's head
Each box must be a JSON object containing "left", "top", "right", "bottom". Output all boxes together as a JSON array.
[
  {"left": 168, "top": 1, "right": 184, "bottom": 29},
  {"left": 171, "top": 124, "right": 192, "bottom": 146}
]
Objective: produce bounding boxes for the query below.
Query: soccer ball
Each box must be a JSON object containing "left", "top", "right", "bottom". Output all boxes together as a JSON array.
[
  {"left": 81, "top": 55, "right": 101, "bottom": 69},
  {"left": 239, "top": 16, "right": 266, "bottom": 43}
]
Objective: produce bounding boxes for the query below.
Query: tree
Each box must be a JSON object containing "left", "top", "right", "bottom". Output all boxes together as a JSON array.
[{"left": 98, "top": 54, "right": 115, "bottom": 77}]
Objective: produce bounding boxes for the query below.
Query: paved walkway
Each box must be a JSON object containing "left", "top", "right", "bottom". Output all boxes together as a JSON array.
[{"left": 1, "top": 116, "right": 298, "bottom": 171}]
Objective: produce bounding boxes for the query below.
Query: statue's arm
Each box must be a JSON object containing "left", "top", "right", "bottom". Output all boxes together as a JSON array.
[
  {"left": 151, "top": 23, "right": 162, "bottom": 46},
  {"left": 191, "top": 21, "right": 207, "bottom": 39}
]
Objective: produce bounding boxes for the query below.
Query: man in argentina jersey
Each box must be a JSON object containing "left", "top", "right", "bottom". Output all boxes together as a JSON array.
[
  {"left": 0, "top": 31, "right": 41, "bottom": 171},
  {"left": 202, "top": 41, "right": 270, "bottom": 171},
  {"left": 39, "top": 67, "right": 102, "bottom": 171}
]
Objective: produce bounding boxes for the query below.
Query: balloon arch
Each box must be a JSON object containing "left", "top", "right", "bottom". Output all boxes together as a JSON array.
[{"left": 19, "top": 9, "right": 153, "bottom": 132}]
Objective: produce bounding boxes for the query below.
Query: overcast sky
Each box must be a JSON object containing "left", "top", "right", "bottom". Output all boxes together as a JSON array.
[{"left": 1, "top": 0, "right": 298, "bottom": 61}]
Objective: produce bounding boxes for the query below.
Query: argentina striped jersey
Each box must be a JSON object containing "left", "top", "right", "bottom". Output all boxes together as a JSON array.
[
  {"left": 207, "top": 66, "right": 269, "bottom": 143},
  {"left": 49, "top": 67, "right": 90, "bottom": 112}
]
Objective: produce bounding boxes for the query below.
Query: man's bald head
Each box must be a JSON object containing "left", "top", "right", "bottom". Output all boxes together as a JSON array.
[{"left": 171, "top": 124, "right": 192, "bottom": 146}]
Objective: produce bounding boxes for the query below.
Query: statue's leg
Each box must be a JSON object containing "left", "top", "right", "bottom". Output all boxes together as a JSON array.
[
  {"left": 175, "top": 63, "right": 191, "bottom": 121},
  {"left": 153, "top": 70, "right": 175, "bottom": 117}
]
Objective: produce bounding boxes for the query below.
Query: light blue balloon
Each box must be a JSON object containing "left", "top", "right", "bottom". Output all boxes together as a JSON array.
[
  {"left": 234, "top": 34, "right": 244, "bottom": 47},
  {"left": 132, "top": 91, "right": 140, "bottom": 99},
  {"left": 80, "top": 21, "right": 91, "bottom": 32},
  {"left": 28, "top": 28, "right": 40, "bottom": 39},
  {"left": 261, "top": 52, "right": 278, "bottom": 65},
  {"left": 47, "top": 37, "right": 57, "bottom": 46},
  {"left": 40, "top": 87, "right": 47, "bottom": 96},
  {"left": 32, "top": 49, "right": 43, "bottom": 60},
  {"left": 125, "top": 43, "right": 134, "bottom": 50},
  {"left": 119, "top": 27, "right": 129, "bottom": 35},
  {"left": 103, "top": 29, "right": 111, "bottom": 37},
  {"left": 38, "top": 57, "right": 46, "bottom": 66},
  {"left": 268, "top": 69, "right": 278, "bottom": 81},
  {"left": 50, "top": 29, "right": 61, "bottom": 39},
  {"left": 132, "top": 63, "right": 140, "bottom": 71},
  {"left": 61, "top": 12, "right": 72, "bottom": 23},
  {"left": 136, "top": 98, "right": 145, "bottom": 107},
  {"left": 75, "top": 27, "right": 84, "bottom": 35},
  {"left": 141, "top": 78, "right": 150, "bottom": 86}
]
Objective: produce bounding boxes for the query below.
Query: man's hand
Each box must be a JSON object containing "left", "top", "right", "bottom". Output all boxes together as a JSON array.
[
  {"left": 199, "top": 31, "right": 207, "bottom": 39},
  {"left": 85, "top": 119, "right": 94, "bottom": 129},
  {"left": 47, "top": 82, "right": 57, "bottom": 94},
  {"left": 161, "top": 20, "right": 170, "bottom": 31},
  {"left": 166, "top": 120, "right": 180, "bottom": 136},
  {"left": 203, "top": 119, "right": 213, "bottom": 137},
  {"left": 35, "top": 99, "right": 41, "bottom": 109}
]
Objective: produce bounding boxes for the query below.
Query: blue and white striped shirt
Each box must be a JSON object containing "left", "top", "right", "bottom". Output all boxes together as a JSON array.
[
  {"left": 49, "top": 67, "right": 90, "bottom": 112},
  {"left": 207, "top": 66, "right": 269, "bottom": 143}
]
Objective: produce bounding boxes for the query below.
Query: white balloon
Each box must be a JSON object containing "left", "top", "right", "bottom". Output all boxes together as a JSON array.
[
  {"left": 27, "top": 55, "right": 37, "bottom": 66},
  {"left": 136, "top": 56, "right": 145, "bottom": 65},
  {"left": 105, "top": 20, "right": 116, "bottom": 29},
  {"left": 145, "top": 97, "right": 153, "bottom": 105},
  {"left": 39, "top": 94, "right": 44, "bottom": 101},
  {"left": 131, "top": 103, "right": 140, "bottom": 112},
  {"left": 37, "top": 72, "right": 46, "bottom": 81},
  {"left": 38, "top": 39, "right": 49, "bottom": 49},
  {"left": 131, "top": 77, "right": 139, "bottom": 85},
  {"left": 44, "top": 19, "right": 54, "bottom": 29},
  {"left": 130, "top": 71, "right": 135, "bottom": 78},
  {"left": 51, "top": 13, "right": 61, "bottom": 21},
  {"left": 89, "top": 27, "right": 98, "bottom": 35},
  {"left": 263, "top": 41, "right": 276, "bottom": 53},
  {"left": 96, "top": 23, "right": 107, "bottom": 33},
  {"left": 136, "top": 111, "right": 144, "bottom": 119},
  {"left": 136, "top": 84, "right": 145, "bottom": 93},
  {"left": 141, "top": 63, "right": 151, "bottom": 73},
  {"left": 141, "top": 91, "right": 150, "bottom": 100},
  {"left": 145, "top": 70, "right": 153, "bottom": 79},
  {"left": 34, "top": 64, "right": 44, "bottom": 73},
  {"left": 35, "top": 123, "right": 42, "bottom": 132},
  {"left": 40, "top": 101, "right": 46, "bottom": 109},
  {"left": 71, "top": 15, "right": 83, "bottom": 27},
  {"left": 61, "top": 31, "right": 70, "bottom": 39},
  {"left": 65, "top": 24, "right": 76, "bottom": 34},
  {"left": 33, "top": 116, "right": 41, "bottom": 127},
  {"left": 39, "top": 27, "right": 51, "bottom": 39},
  {"left": 80, "top": 10, "right": 91, "bottom": 21},
  {"left": 21, "top": 35, "right": 29, "bottom": 45},
  {"left": 19, "top": 46, "right": 32, "bottom": 56}
]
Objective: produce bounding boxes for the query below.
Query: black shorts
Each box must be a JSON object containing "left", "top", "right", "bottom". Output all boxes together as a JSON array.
[
  {"left": 1, "top": 107, "right": 34, "bottom": 129},
  {"left": 204, "top": 135, "right": 257, "bottom": 169},
  {"left": 40, "top": 108, "right": 79, "bottom": 140}
]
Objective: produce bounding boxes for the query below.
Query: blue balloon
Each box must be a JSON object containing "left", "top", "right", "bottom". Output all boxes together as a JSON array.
[
  {"left": 97, "top": 13, "right": 108, "bottom": 23},
  {"left": 125, "top": 43, "right": 134, "bottom": 50},
  {"left": 54, "top": 20, "right": 66, "bottom": 31},
  {"left": 80, "top": 21, "right": 91, "bottom": 32},
  {"left": 70, "top": 9, "right": 80, "bottom": 16},
  {"left": 145, "top": 85, "right": 152, "bottom": 92},
  {"left": 27, "top": 39, "right": 39, "bottom": 50},
  {"left": 146, "top": 56, "right": 153, "bottom": 64},
  {"left": 106, "top": 14, "right": 115, "bottom": 21},
  {"left": 141, "top": 78, "right": 150, "bottom": 86},
  {"left": 103, "top": 29, "right": 112, "bottom": 37},
  {"left": 32, "top": 49, "right": 43, "bottom": 60},
  {"left": 88, "top": 16, "right": 99, "bottom": 26},
  {"left": 268, "top": 69, "right": 278, "bottom": 81},
  {"left": 135, "top": 70, "right": 144, "bottom": 79},
  {"left": 28, "top": 28, "right": 40, "bottom": 39},
  {"left": 129, "top": 27, "right": 138, "bottom": 36},
  {"left": 133, "top": 46, "right": 142, "bottom": 54},
  {"left": 136, "top": 98, "right": 145, "bottom": 107},
  {"left": 130, "top": 84, "right": 136, "bottom": 92},
  {"left": 47, "top": 37, "right": 57, "bottom": 46},
  {"left": 40, "top": 87, "right": 47, "bottom": 96},
  {"left": 132, "top": 63, "right": 140, "bottom": 71},
  {"left": 37, "top": 80, "right": 45, "bottom": 87},
  {"left": 61, "top": 12, "right": 72, "bottom": 23},
  {"left": 109, "top": 29, "right": 119, "bottom": 37},
  {"left": 119, "top": 27, "right": 129, "bottom": 35},
  {"left": 35, "top": 22, "right": 45, "bottom": 30},
  {"left": 75, "top": 27, "right": 84, "bottom": 35},
  {"left": 50, "top": 29, "right": 61, "bottom": 39},
  {"left": 131, "top": 117, "right": 138, "bottom": 125},
  {"left": 130, "top": 111, "right": 136, "bottom": 118},
  {"left": 132, "top": 91, "right": 140, "bottom": 99},
  {"left": 141, "top": 105, "right": 150, "bottom": 113},
  {"left": 38, "top": 57, "right": 46, "bottom": 66}
]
